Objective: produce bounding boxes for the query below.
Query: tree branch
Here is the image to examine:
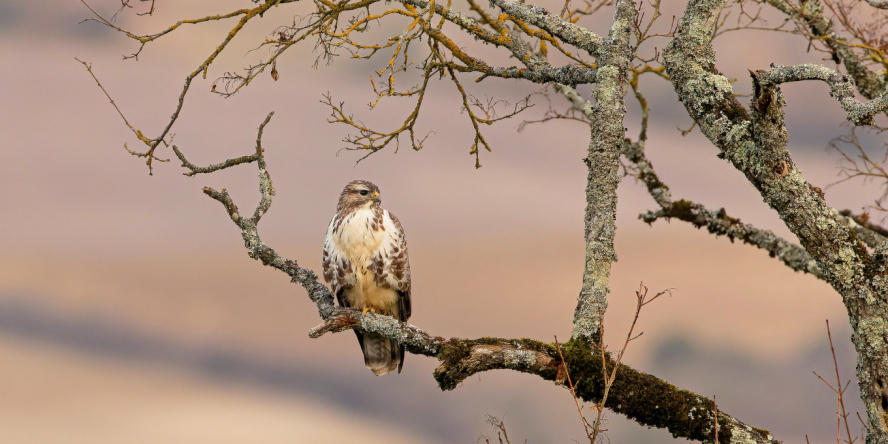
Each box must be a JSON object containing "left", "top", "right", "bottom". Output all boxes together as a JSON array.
[
  {"left": 753, "top": 64, "right": 888, "bottom": 126},
  {"left": 403, "top": 0, "right": 598, "bottom": 85},
  {"left": 763, "top": 0, "right": 887, "bottom": 102},
  {"left": 641, "top": 199, "right": 823, "bottom": 278},
  {"left": 864, "top": 0, "right": 888, "bottom": 9},
  {"left": 489, "top": 0, "right": 604, "bottom": 56},
  {"left": 86, "top": 1, "right": 863, "bottom": 441},
  {"left": 555, "top": 82, "right": 822, "bottom": 281},
  {"left": 569, "top": 0, "right": 635, "bottom": 341},
  {"left": 665, "top": 1, "right": 888, "bottom": 441},
  {"left": 307, "top": 311, "right": 779, "bottom": 444},
  {"left": 172, "top": 104, "right": 779, "bottom": 444},
  {"left": 839, "top": 210, "right": 888, "bottom": 248}
]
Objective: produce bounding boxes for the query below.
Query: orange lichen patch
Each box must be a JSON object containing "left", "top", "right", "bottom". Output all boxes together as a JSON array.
[{"left": 509, "top": 17, "right": 594, "bottom": 68}]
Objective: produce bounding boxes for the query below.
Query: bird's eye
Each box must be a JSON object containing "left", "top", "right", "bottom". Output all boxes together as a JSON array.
[{"left": 359, "top": 190, "right": 368, "bottom": 196}]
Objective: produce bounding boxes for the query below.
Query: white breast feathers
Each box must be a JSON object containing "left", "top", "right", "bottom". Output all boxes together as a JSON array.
[{"left": 326, "top": 208, "right": 399, "bottom": 315}]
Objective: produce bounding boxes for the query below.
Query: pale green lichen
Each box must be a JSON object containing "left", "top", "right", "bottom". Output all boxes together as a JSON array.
[
  {"left": 730, "top": 426, "right": 756, "bottom": 444},
  {"left": 831, "top": 246, "right": 858, "bottom": 288},
  {"left": 665, "top": 0, "right": 888, "bottom": 440},
  {"left": 503, "top": 349, "right": 540, "bottom": 368},
  {"left": 570, "top": 21, "right": 629, "bottom": 339},
  {"left": 726, "top": 121, "right": 751, "bottom": 144},
  {"left": 684, "top": 73, "right": 733, "bottom": 112},
  {"left": 725, "top": 140, "right": 755, "bottom": 169},
  {"left": 815, "top": 216, "right": 839, "bottom": 231},
  {"left": 858, "top": 317, "right": 888, "bottom": 358}
]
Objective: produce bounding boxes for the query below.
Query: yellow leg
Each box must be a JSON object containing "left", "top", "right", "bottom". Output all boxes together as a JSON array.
[{"left": 361, "top": 307, "right": 377, "bottom": 315}]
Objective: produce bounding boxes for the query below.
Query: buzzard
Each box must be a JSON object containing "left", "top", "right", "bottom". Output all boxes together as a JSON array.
[{"left": 322, "top": 180, "right": 411, "bottom": 375}]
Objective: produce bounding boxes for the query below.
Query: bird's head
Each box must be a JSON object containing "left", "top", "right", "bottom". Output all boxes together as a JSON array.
[{"left": 337, "top": 180, "right": 381, "bottom": 211}]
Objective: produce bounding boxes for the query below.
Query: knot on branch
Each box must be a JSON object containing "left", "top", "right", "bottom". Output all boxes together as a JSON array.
[{"left": 434, "top": 338, "right": 561, "bottom": 390}]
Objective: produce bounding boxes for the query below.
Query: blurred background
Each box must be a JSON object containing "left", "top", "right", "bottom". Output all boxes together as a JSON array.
[{"left": 0, "top": 0, "right": 883, "bottom": 442}]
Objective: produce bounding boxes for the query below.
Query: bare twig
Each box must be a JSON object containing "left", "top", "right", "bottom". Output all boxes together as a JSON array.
[
  {"left": 814, "top": 320, "right": 857, "bottom": 444},
  {"left": 714, "top": 395, "right": 719, "bottom": 444},
  {"left": 828, "top": 128, "right": 888, "bottom": 227},
  {"left": 589, "top": 283, "right": 671, "bottom": 443},
  {"left": 483, "top": 416, "right": 521, "bottom": 444},
  {"left": 556, "top": 336, "right": 593, "bottom": 443},
  {"left": 75, "top": 58, "right": 167, "bottom": 167},
  {"left": 173, "top": 112, "right": 275, "bottom": 177}
]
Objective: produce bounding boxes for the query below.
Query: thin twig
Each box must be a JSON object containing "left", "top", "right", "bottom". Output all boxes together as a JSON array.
[
  {"left": 814, "top": 320, "right": 857, "bottom": 444},
  {"left": 75, "top": 57, "right": 166, "bottom": 167},
  {"left": 589, "top": 283, "right": 671, "bottom": 443},
  {"left": 556, "top": 336, "right": 593, "bottom": 443},
  {"left": 714, "top": 395, "right": 719, "bottom": 444}
]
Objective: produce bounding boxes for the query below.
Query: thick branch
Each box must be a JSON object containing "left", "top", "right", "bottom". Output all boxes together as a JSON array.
[
  {"left": 180, "top": 105, "right": 780, "bottom": 444},
  {"left": 665, "top": 1, "right": 888, "bottom": 441},
  {"left": 308, "top": 312, "right": 778, "bottom": 444},
  {"left": 92, "top": 2, "right": 828, "bottom": 441},
  {"left": 557, "top": 82, "right": 823, "bottom": 281},
  {"left": 569, "top": 0, "right": 635, "bottom": 340},
  {"left": 764, "top": 0, "right": 887, "bottom": 102}
]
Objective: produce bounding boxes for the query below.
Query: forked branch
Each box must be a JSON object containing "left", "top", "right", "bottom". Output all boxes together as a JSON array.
[
  {"left": 184, "top": 108, "right": 778, "bottom": 444},
  {"left": 753, "top": 64, "right": 888, "bottom": 126}
]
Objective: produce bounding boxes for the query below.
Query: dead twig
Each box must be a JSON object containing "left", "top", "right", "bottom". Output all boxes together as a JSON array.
[
  {"left": 714, "top": 395, "right": 719, "bottom": 444},
  {"left": 556, "top": 336, "right": 593, "bottom": 443},
  {"left": 813, "top": 320, "right": 858, "bottom": 444},
  {"left": 589, "top": 282, "right": 671, "bottom": 443}
]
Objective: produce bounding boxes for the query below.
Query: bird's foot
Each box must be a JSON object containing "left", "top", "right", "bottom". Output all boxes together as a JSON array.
[{"left": 361, "top": 307, "right": 377, "bottom": 316}]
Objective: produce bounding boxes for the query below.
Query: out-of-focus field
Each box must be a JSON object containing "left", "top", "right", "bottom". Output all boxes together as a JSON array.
[
  {"left": 0, "top": 334, "right": 428, "bottom": 444},
  {"left": 0, "top": 0, "right": 879, "bottom": 442}
]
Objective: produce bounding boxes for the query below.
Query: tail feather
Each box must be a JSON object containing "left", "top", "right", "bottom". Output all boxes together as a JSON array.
[{"left": 359, "top": 331, "right": 403, "bottom": 376}]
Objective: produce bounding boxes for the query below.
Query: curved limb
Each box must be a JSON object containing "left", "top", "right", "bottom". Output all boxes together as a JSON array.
[
  {"left": 184, "top": 108, "right": 779, "bottom": 444},
  {"left": 664, "top": 0, "right": 888, "bottom": 441}
]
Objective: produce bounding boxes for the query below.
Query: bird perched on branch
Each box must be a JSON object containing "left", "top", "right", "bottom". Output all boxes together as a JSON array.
[{"left": 322, "top": 180, "right": 411, "bottom": 375}]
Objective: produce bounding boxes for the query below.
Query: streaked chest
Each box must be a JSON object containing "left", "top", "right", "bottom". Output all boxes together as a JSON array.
[{"left": 331, "top": 207, "right": 385, "bottom": 264}]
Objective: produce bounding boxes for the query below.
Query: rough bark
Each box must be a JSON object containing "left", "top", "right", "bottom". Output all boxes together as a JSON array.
[
  {"left": 569, "top": 0, "right": 634, "bottom": 341},
  {"left": 839, "top": 210, "right": 888, "bottom": 248},
  {"left": 309, "top": 313, "right": 779, "bottom": 443},
  {"left": 642, "top": 199, "right": 823, "bottom": 278},
  {"left": 84, "top": 0, "right": 888, "bottom": 440},
  {"left": 764, "top": 0, "right": 888, "bottom": 102},
  {"left": 559, "top": 83, "right": 825, "bottom": 281},
  {"left": 489, "top": 0, "right": 604, "bottom": 56},
  {"left": 175, "top": 110, "right": 779, "bottom": 444},
  {"left": 865, "top": 0, "right": 888, "bottom": 9},
  {"left": 664, "top": 0, "right": 888, "bottom": 440},
  {"left": 405, "top": 0, "right": 600, "bottom": 85},
  {"left": 753, "top": 64, "right": 888, "bottom": 126}
]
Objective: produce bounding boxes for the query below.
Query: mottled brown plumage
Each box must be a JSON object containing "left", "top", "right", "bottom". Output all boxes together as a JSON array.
[{"left": 322, "top": 180, "right": 411, "bottom": 375}]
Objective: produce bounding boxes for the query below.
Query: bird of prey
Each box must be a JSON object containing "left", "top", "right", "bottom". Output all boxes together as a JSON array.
[{"left": 322, "top": 180, "right": 411, "bottom": 375}]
